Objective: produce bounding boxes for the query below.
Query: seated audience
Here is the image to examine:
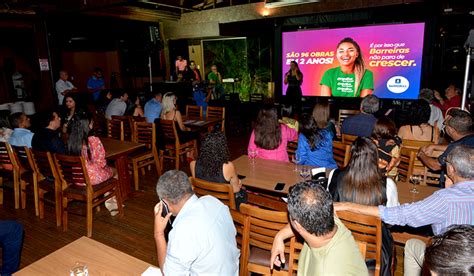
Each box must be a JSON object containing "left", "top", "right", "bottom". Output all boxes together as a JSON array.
[
  {"left": 190, "top": 132, "right": 247, "bottom": 210},
  {"left": 433, "top": 83, "right": 462, "bottom": 116},
  {"left": 398, "top": 99, "right": 439, "bottom": 143},
  {"left": 61, "top": 94, "right": 87, "bottom": 134},
  {"left": 279, "top": 104, "right": 298, "bottom": 131},
  {"left": 341, "top": 94, "right": 379, "bottom": 137},
  {"left": 153, "top": 170, "right": 239, "bottom": 275},
  {"left": 0, "top": 220, "right": 24, "bottom": 275},
  {"left": 0, "top": 111, "right": 13, "bottom": 142},
  {"left": 329, "top": 137, "right": 399, "bottom": 207},
  {"left": 271, "top": 182, "right": 368, "bottom": 275},
  {"left": 248, "top": 105, "right": 297, "bottom": 161},
  {"left": 313, "top": 101, "right": 337, "bottom": 138},
  {"left": 31, "top": 110, "right": 65, "bottom": 154},
  {"left": 335, "top": 145, "right": 474, "bottom": 275},
  {"left": 418, "top": 88, "right": 444, "bottom": 131},
  {"left": 105, "top": 91, "right": 129, "bottom": 119},
  {"left": 126, "top": 95, "right": 144, "bottom": 117},
  {"left": 8, "top": 112, "right": 33, "bottom": 148},
  {"left": 295, "top": 113, "right": 337, "bottom": 169},
  {"left": 424, "top": 224, "right": 474, "bottom": 276},
  {"left": 418, "top": 108, "right": 474, "bottom": 186},
  {"left": 144, "top": 91, "right": 162, "bottom": 123},
  {"left": 372, "top": 116, "right": 402, "bottom": 176},
  {"left": 160, "top": 92, "right": 196, "bottom": 144},
  {"left": 67, "top": 118, "right": 113, "bottom": 185}
]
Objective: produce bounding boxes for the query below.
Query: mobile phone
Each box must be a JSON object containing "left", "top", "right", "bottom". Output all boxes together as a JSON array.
[
  {"left": 237, "top": 174, "right": 246, "bottom": 180},
  {"left": 161, "top": 200, "right": 170, "bottom": 217},
  {"left": 274, "top": 182, "right": 285, "bottom": 191}
]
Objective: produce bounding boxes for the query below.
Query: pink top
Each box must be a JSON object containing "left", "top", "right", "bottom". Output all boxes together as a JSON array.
[
  {"left": 248, "top": 124, "right": 297, "bottom": 161},
  {"left": 81, "top": 136, "right": 113, "bottom": 185},
  {"left": 175, "top": 59, "right": 187, "bottom": 71}
]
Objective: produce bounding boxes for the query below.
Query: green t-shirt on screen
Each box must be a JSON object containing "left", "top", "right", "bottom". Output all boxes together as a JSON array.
[{"left": 320, "top": 67, "right": 374, "bottom": 97}]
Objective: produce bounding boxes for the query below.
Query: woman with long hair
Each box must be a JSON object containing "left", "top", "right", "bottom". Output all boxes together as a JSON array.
[
  {"left": 312, "top": 100, "right": 337, "bottom": 138},
  {"left": 190, "top": 131, "right": 247, "bottom": 209},
  {"left": 61, "top": 94, "right": 87, "bottom": 134},
  {"left": 372, "top": 116, "right": 402, "bottom": 176},
  {"left": 67, "top": 117, "right": 113, "bottom": 185},
  {"left": 328, "top": 137, "right": 398, "bottom": 207},
  {"left": 320, "top": 37, "right": 374, "bottom": 97},
  {"left": 295, "top": 113, "right": 337, "bottom": 168},
  {"left": 284, "top": 61, "right": 303, "bottom": 110},
  {"left": 398, "top": 99, "right": 439, "bottom": 143},
  {"left": 248, "top": 105, "right": 297, "bottom": 161}
]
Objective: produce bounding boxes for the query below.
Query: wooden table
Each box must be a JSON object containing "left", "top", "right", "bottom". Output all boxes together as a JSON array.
[
  {"left": 101, "top": 137, "right": 144, "bottom": 201},
  {"left": 184, "top": 118, "right": 223, "bottom": 132},
  {"left": 397, "top": 180, "right": 440, "bottom": 204},
  {"left": 15, "top": 236, "right": 158, "bottom": 275}
]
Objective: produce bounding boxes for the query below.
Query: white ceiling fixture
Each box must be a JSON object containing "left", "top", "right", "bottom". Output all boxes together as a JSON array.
[{"left": 264, "top": 0, "right": 320, "bottom": 9}]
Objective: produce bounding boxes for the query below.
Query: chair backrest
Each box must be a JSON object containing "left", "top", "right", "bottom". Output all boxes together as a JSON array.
[
  {"left": 111, "top": 115, "right": 133, "bottom": 141},
  {"left": 11, "top": 145, "right": 34, "bottom": 172},
  {"left": 287, "top": 140, "right": 298, "bottom": 161},
  {"left": 159, "top": 119, "right": 179, "bottom": 145},
  {"left": 131, "top": 116, "right": 146, "bottom": 123},
  {"left": 0, "top": 142, "right": 18, "bottom": 169},
  {"left": 30, "top": 150, "right": 57, "bottom": 180},
  {"left": 336, "top": 210, "right": 382, "bottom": 276},
  {"left": 53, "top": 153, "right": 91, "bottom": 192},
  {"left": 240, "top": 203, "right": 301, "bottom": 274},
  {"left": 186, "top": 105, "right": 203, "bottom": 120},
  {"left": 402, "top": 139, "right": 432, "bottom": 150},
  {"left": 230, "top": 209, "right": 248, "bottom": 248},
  {"left": 191, "top": 177, "right": 236, "bottom": 210},
  {"left": 398, "top": 147, "right": 417, "bottom": 183},
  {"left": 333, "top": 141, "right": 351, "bottom": 168},
  {"left": 133, "top": 121, "right": 155, "bottom": 149},
  {"left": 107, "top": 119, "right": 124, "bottom": 141},
  {"left": 342, "top": 134, "right": 358, "bottom": 145},
  {"left": 92, "top": 113, "right": 108, "bottom": 137},
  {"left": 356, "top": 240, "right": 367, "bottom": 259},
  {"left": 207, "top": 106, "right": 225, "bottom": 131},
  {"left": 338, "top": 109, "right": 360, "bottom": 124}
]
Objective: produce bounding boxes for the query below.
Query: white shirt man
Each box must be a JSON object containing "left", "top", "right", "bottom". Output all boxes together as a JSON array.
[
  {"left": 55, "top": 70, "right": 76, "bottom": 104},
  {"left": 105, "top": 93, "right": 128, "bottom": 119},
  {"left": 154, "top": 170, "right": 239, "bottom": 276}
]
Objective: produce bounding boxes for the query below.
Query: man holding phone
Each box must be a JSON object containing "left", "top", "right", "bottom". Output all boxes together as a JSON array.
[{"left": 153, "top": 170, "right": 239, "bottom": 275}]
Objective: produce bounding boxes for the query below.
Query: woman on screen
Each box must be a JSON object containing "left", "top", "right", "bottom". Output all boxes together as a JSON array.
[
  {"left": 320, "top": 37, "right": 374, "bottom": 97},
  {"left": 284, "top": 61, "right": 303, "bottom": 102}
]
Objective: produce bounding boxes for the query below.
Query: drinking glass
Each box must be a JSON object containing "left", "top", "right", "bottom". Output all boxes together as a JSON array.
[
  {"left": 409, "top": 174, "right": 422, "bottom": 194},
  {"left": 293, "top": 153, "right": 301, "bottom": 172},
  {"left": 299, "top": 167, "right": 311, "bottom": 181},
  {"left": 248, "top": 149, "right": 257, "bottom": 166},
  {"left": 70, "top": 262, "right": 88, "bottom": 276}
]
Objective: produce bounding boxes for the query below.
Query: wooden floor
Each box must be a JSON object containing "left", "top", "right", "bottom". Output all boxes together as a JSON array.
[{"left": 0, "top": 129, "right": 408, "bottom": 275}]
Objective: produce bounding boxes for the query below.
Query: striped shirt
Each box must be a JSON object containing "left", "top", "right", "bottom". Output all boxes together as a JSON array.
[{"left": 379, "top": 181, "right": 474, "bottom": 235}]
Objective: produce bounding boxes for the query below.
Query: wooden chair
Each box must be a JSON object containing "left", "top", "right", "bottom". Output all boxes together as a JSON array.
[
  {"left": 356, "top": 240, "right": 368, "bottom": 259},
  {"left": 230, "top": 209, "right": 249, "bottom": 275},
  {"left": 398, "top": 147, "right": 417, "bottom": 183},
  {"left": 287, "top": 140, "right": 298, "bottom": 161},
  {"left": 159, "top": 119, "right": 197, "bottom": 170},
  {"left": 0, "top": 142, "right": 20, "bottom": 209},
  {"left": 191, "top": 177, "right": 236, "bottom": 210},
  {"left": 111, "top": 115, "right": 133, "bottom": 141},
  {"left": 337, "top": 210, "right": 382, "bottom": 276},
  {"left": 342, "top": 134, "right": 358, "bottom": 145},
  {"left": 30, "top": 150, "right": 62, "bottom": 226},
  {"left": 338, "top": 109, "right": 360, "bottom": 124},
  {"left": 11, "top": 146, "right": 37, "bottom": 212},
  {"left": 401, "top": 139, "right": 432, "bottom": 150},
  {"left": 53, "top": 153, "right": 123, "bottom": 237},
  {"left": 239, "top": 203, "right": 302, "bottom": 275},
  {"left": 207, "top": 106, "right": 225, "bottom": 132},
  {"left": 333, "top": 141, "right": 351, "bottom": 168},
  {"left": 130, "top": 121, "right": 161, "bottom": 190},
  {"left": 425, "top": 149, "right": 444, "bottom": 186},
  {"left": 92, "top": 113, "right": 108, "bottom": 137},
  {"left": 186, "top": 105, "right": 203, "bottom": 120},
  {"left": 107, "top": 118, "right": 124, "bottom": 141}
]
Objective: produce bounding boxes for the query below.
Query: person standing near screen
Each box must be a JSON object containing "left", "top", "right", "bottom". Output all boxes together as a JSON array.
[
  {"left": 320, "top": 37, "right": 373, "bottom": 97},
  {"left": 284, "top": 61, "right": 303, "bottom": 105}
]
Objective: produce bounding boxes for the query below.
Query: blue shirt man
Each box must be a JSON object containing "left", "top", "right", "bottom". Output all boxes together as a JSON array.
[
  {"left": 87, "top": 68, "right": 105, "bottom": 102},
  {"left": 8, "top": 112, "right": 34, "bottom": 148},
  {"left": 144, "top": 93, "right": 163, "bottom": 123},
  {"left": 193, "top": 89, "right": 210, "bottom": 118}
]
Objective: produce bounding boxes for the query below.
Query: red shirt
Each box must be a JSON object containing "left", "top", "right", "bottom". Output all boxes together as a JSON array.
[{"left": 433, "top": 94, "right": 461, "bottom": 116}]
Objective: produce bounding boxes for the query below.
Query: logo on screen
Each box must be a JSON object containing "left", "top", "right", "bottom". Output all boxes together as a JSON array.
[{"left": 387, "top": 76, "right": 409, "bottom": 93}]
